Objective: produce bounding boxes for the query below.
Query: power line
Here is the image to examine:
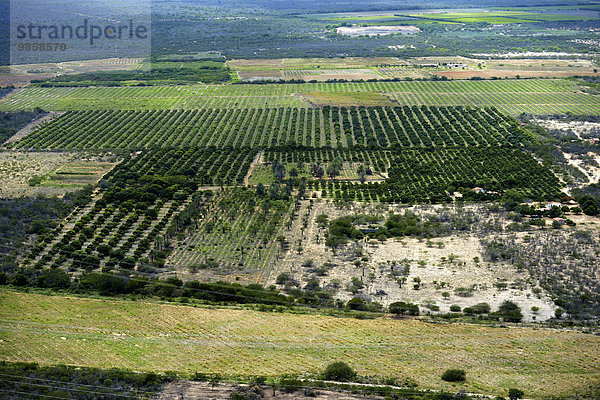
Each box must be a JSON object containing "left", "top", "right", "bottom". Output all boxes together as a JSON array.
[
  {"left": 0, "top": 387, "right": 123, "bottom": 400},
  {"left": 1, "top": 377, "right": 141, "bottom": 398},
  {"left": 0, "top": 373, "right": 158, "bottom": 397}
]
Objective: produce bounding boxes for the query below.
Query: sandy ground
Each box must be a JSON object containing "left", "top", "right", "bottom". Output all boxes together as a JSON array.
[
  {"left": 0, "top": 74, "right": 56, "bottom": 87},
  {"left": 266, "top": 200, "right": 560, "bottom": 322},
  {"left": 433, "top": 70, "right": 600, "bottom": 79},
  {"left": 159, "top": 381, "right": 387, "bottom": 400},
  {"left": 0, "top": 152, "right": 76, "bottom": 197},
  {"left": 535, "top": 118, "right": 600, "bottom": 190},
  {"left": 534, "top": 119, "right": 600, "bottom": 138},
  {"left": 366, "top": 236, "right": 555, "bottom": 321}
]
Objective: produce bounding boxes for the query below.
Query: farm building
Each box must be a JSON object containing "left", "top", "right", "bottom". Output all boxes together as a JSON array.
[{"left": 447, "top": 63, "right": 468, "bottom": 68}]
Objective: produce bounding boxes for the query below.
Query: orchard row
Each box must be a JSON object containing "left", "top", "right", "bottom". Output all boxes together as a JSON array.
[
  {"left": 300, "top": 148, "right": 562, "bottom": 203},
  {"left": 25, "top": 148, "right": 259, "bottom": 273},
  {"left": 11, "top": 106, "right": 524, "bottom": 150}
]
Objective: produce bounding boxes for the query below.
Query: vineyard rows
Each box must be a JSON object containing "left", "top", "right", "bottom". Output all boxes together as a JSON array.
[
  {"left": 1, "top": 79, "right": 596, "bottom": 116},
  {"left": 11, "top": 106, "right": 524, "bottom": 149},
  {"left": 389, "top": 90, "right": 600, "bottom": 115}
]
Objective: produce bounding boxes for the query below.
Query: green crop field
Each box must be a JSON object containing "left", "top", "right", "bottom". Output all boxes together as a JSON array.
[
  {"left": 408, "top": 11, "right": 593, "bottom": 23},
  {"left": 0, "top": 291, "right": 598, "bottom": 399},
  {"left": 1, "top": 79, "right": 599, "bottom": 116}
]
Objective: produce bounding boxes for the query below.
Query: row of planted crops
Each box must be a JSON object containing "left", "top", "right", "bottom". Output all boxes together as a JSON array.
[
  {"left": 10, "top": 106, "right": 524, "bottom": 150},
  {"left": 12, "top": 102, "right": 565, "bottom": 275},
  {"left": 23, "top": 148, "right": 259, "bottom": 273}
]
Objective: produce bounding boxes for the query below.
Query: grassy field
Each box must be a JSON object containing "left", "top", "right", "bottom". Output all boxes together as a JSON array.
[
  {"left": 406, "top": 11, "right": 593, "bottom": 23},
  {"left": 0, "top": 291, "right": 598, "bottom": 398},
  {"left": 1, "top": 79, "right": 598, "bottom": 116}
]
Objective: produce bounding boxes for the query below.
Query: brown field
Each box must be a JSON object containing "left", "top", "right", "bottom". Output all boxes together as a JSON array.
[
  {"left": 42, "top": 160, "right": 119, "bottom": 187},
  {"left": 0, "top": 58, "right": 144, "bottom": 87},
  {"left": 230, "top": 56, "right": 600, "bottom": 82},
  {"left": 0, "top": 291, "right": 599, "bottom": 399},
  {"left": 0, "top": 152, "right": 119, "bottom": 197},
  {"left": 0, "top": 73, "right": 56, "bottom": 87},
  {"left": 237, "top": 70, "right": 283, "bottom": 81}
]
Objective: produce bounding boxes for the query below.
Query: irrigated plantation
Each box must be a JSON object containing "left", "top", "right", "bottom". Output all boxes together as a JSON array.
[
  {"left": 168, "top": 187, "right": 295, "bottom": 278},
  {"left": 3, "top": 2, "right": 600, "bottom": 398},
  {"left": 1, "top": 79, "right": 598, "bottom": 116},
  {"left": 10, "top": 106, "right": 524, "bottom": 149},
  {"left": 297, "top": 148, "right": 562, "bottom": 202},
  {"left": 9, "top": 100, "right": 565, "bottom": 275}
]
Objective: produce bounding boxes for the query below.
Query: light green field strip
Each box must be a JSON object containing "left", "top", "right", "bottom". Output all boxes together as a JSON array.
[
  {"left": 389, "top": 90, "right": 600, "bottom": 116},
  {"left": 1, "top": 79, "right": 596, "bottom": 115},
  {"left": 0, "top": 291, "right": 599, "bottom": 399}
]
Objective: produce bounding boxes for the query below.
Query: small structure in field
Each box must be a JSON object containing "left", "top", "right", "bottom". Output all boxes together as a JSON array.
[{"left": 447, "top": 63, "right": 468, "bottom": 69}]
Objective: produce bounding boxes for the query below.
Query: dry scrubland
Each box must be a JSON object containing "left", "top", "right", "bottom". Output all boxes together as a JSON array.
[
  {"left": 265, "top": 201, "right": 563, "bottom": 321},
  {"left": 0, "top": 291, "right": 599, "bottom": 398}
]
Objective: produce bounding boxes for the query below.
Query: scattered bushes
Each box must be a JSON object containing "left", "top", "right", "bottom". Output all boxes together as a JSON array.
[{"left": 508, "top": 388, "right": 525, "bottom": 400}]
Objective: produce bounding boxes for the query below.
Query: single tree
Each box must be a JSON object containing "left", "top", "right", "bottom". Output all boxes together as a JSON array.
[
  {"left": 322, "top": 362, "right": 356, "bottom": 382},
  {"left": 441, "top": 369, "right": 466, "bottom": 382},
  {"left": 508, "top": 388, "right": 524, "bottom": 400}
]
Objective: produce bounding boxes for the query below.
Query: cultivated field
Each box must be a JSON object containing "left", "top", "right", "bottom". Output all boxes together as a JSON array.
[
  {"left": 0, "top": 291, "right": 598, "bottom": 399},
  {"left": 168, "top": 187, "right": 294, "bottom": 281},
  {"left": 2, "top": 79, "right": 599, "bottom": 116},
  {"left": 5, "top": 106, "right": 532, "bottom": 150}
]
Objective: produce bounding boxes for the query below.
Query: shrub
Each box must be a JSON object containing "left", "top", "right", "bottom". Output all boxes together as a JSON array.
[
  {"left": 449, "top": 305, "right": 461, "bottom": 312},
  {"left": 496, "top": 300, "right": 523, "bottom": 323},
  {"left": 36, "top": 269, "right": 71, "bottom": 289},
  {"left": 322, "top": 361, "right": 356, "bottom": 382},
  {"left": 276, "top": 273, "right": 290, "bottom": 284},
  {"left": 11, "top": 273, "right": 29, "bottom": 286},
  {"left": 346, "top": 297, "right": 366, "bottom": 311},
  {"left": 508, "top": 388, "right": 524, "bottom": 400},
  {"left": 463, "top": 302, "right": 490, "bottom": 315},
  {"left": 278, "top": 375, "right": 301, "bottom": 392},
  {"left": 441, "top": 369, "right": 466, "bottom": 382},
  {"left": 389, "top": 301, "right": 420, "bottom": 316}
]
